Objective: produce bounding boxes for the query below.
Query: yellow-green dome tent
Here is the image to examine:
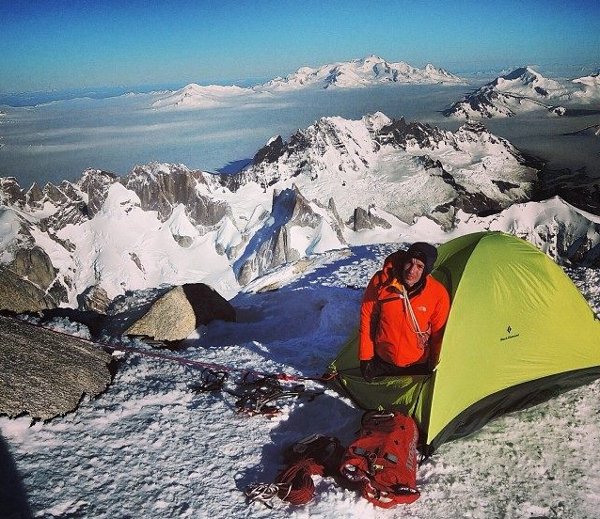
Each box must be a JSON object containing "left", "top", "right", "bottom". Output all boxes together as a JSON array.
[{"left": 329, "top": 232, "right": 600, "bottom": 454}]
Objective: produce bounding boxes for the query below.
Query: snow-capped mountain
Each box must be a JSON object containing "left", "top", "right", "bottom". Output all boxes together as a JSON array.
[
  {"left": 444, "top": 67, "right": 574, "bottom": 118},
  {"left": 261, "top": 55, "right": 464, "bottom": 91},
  {"left": 226, "top": 112, "right": 538, "bottom": 227},
  {"left": 151, "top": 83, "right": 267, "bottom": 109},
  {"left": 1, "top": 112, "right": 599, "bottom": 310},
  {"left": 0, "top": 164, "right": 241, "bottom": 308},
  {"left": 572, "top": 71, "right": 600, "bottom": 102}
]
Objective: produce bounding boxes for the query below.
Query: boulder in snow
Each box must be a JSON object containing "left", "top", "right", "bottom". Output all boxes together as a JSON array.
[{"left": 125, "top": 283, "right": 236, "bottom": 342}]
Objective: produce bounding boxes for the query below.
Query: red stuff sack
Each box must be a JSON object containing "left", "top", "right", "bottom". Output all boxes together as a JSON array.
[{"left": 340, "top": 411, "right": 420, "bottom": 508}]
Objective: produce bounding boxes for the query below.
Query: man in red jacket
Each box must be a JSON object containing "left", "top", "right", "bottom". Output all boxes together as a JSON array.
[{"left": 359, "top": 242, "right": 450, "bottom": 382}]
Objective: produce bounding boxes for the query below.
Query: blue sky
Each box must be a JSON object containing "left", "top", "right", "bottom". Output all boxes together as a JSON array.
[{"left": 1, "top": 0, "right": 599, "bottom": 93}]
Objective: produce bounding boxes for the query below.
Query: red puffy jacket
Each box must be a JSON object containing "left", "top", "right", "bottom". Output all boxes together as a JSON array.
[{"left": 359, "top": 254, "right": 450, "bottom": 368}]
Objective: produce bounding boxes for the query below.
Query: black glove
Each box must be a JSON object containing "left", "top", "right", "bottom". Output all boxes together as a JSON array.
[{"left": 360, "top": 360, "right": 374, "bottom": 383}]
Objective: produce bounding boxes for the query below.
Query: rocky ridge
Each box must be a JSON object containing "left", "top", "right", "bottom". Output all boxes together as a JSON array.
[
  {"left": 226, "top": 112, "right": 539, "bottom": 227},
  {"left": 1, "top": 112, "right": 599, "bottom": 312}
]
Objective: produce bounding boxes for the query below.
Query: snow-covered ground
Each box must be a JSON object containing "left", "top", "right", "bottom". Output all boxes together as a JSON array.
[{"left": 1, "top": 244, "right": 599, "bottom": 519}]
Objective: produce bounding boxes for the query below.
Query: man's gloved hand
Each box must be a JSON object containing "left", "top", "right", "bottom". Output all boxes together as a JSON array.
[{"left": 360, "top": 360, "right": 374, "bottom": 383}]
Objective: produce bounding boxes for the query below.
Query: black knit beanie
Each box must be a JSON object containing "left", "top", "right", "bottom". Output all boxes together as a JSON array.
[{"left": 406, "top": 242, "right": 438, "bottom": 275}]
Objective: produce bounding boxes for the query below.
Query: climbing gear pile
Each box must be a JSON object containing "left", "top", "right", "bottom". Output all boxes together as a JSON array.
[
  {"left": 245, "top": 410, "right": 423, "bottom": 510},
  {"left": 190, "top": 369, "right": 323, "bottom": 416},
  {"left": 340, "top": 410, "right": 421, "bottom": 508}
]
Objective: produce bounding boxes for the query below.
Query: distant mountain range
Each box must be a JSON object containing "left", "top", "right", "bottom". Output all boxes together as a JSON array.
[
  {"left": 261, "top": 55, "right": 464, "bottom": 90},
  {"left": 151, "top": 55, "right": 465, "bottom": 109},
  {"left": 149, "top": 61, "right": 600, "bottom": 121},
  {"left": 444, "top": 67, "right": 600, "bottom": 119},
  {"left": 1, "top": 111, "right": 599, "bottom": 312}
]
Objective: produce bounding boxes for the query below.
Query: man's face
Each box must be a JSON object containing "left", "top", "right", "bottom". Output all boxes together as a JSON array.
[{"left": 401, "top": 257, "right": 425, "bottom": 287}]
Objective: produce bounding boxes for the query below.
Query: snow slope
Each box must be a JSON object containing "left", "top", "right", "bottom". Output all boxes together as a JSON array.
[
  {"left": 1, "top": 244, "right": 599, "bottom": 518},
  {"left": 53, "top": 183, "right": 238, "bottom": 300}
]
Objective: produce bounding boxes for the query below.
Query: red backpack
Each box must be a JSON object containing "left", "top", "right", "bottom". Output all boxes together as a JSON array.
[{"left": 340, "top": 411, "right": 420, "bottom": 508}]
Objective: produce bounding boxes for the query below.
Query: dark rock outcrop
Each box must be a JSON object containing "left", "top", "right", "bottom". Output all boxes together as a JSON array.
[
  {"left": 252, "top": 135, "right": 286, "bottom": 165},
  {"left": 0, "top": 315, "right": 113, "bottom": 420},
  {"left": 0, "top": 243, "right": 70, "bottom": 313},
  {"left": 352, "top": 206, "right": 392, "bottom": 231},
  {"left": 0, "top": 178, "right": 26, "bottom": 207},
  {"left": 0, "top": 269, "right": 58, "bottom": 313},
  {"left": 78, "top": 169, "right": 118, "bottom": 218},
  {"left": 377, "top": 117, "right": 454, "bottom": 150},
  {"left": 12, "top": 247, "right": 56, "bottom": 289},
  {"left": 78, "top": 285, "right": 111, "bottom": 314},
  {"left": 43, "top": 184, "right": 71, "bottom": 206},
  {"left": 25, "top": 182, "right": 44, "bottom": 208},
  {"left": 124, "top": 164, "right": 230, "bottom": 226}
]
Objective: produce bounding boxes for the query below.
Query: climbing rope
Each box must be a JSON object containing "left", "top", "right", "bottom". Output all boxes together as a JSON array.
[
  {"left": 244, "top": 433, "right": 345, "bottom": 508},
  {"left": 400, "top": 285, "right": 430, "bottom": 339},
  {"left": 275, "top": 458, "right": 324, "bottom": 505},
  {"left": 9, "top": 315, "right": 333, "bottom": 385}
]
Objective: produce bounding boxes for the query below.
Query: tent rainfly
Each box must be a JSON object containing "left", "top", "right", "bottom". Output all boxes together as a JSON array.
[{"left": 329, "top": 231, "right": 600, "bottom": 454}]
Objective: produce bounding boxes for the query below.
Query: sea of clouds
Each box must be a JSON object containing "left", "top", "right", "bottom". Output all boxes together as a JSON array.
[{"left": 1, "top": 81, "right": 599, "bottom": 189}]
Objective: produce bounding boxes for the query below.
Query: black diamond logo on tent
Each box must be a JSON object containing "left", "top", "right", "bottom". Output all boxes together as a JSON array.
[{"left": 507, "top": 325, "right": 512, "bottom": 333}]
